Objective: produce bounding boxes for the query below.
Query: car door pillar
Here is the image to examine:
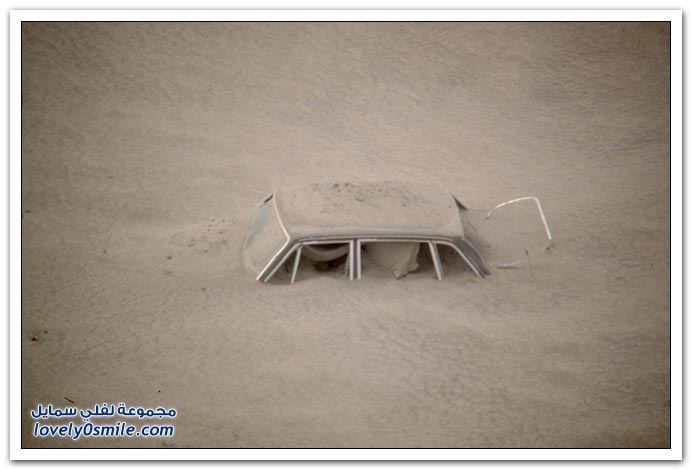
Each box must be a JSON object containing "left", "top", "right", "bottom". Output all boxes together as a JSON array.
[
  {"left": 428, "top": 241, "right": 444, "bottom": 280},
  {"left": 289, "top": 244, "right": 302, "bottom": 284},
  {"left": 348, "top": 240, "right": 356, "bottom": 281},
  {"left": 355, "top": 239, "right": 362, "bottom": 280}
]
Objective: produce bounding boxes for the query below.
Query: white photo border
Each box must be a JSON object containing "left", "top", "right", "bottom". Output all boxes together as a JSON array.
[{"left": 9, "top": 8, "right": 681, "bottom": 461}]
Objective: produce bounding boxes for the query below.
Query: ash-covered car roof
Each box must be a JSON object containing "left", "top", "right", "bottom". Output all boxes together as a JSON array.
[
  {"left": 243, "top": 180, "right": 491, "bottom": 283},
  {"left": 274, "top": 181, "right": 466, "bottom": 239}
]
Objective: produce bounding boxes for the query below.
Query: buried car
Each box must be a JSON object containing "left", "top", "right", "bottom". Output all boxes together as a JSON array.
[{"left": 242, "top": 181, "right": 492, "bottom": 284}]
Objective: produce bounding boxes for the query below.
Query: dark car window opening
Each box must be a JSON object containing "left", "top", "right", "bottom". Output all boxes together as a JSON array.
[
  {"left": 270, "top": 240, "right": 354, "bottom": 284},
  {"left": 436, "top": 243, "right": 474, "bottom": 273},
  {"left": 359, "top": 241, "right": 424, "bottom": 279}
]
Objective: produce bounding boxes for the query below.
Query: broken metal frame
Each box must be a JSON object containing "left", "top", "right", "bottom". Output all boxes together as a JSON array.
[
  {"left": 484, "top": 196, "right": 552, "bottom": 268},
  {"left": 485, "top": 196, "right": 552, "bottom": 243}
]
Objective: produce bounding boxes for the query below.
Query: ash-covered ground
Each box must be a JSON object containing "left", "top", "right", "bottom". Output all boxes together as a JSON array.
[{"left": 21, "top": 22, "right": 670, "bottom": 448}]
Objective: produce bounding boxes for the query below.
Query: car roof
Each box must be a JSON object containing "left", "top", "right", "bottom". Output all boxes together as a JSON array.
[{"left": 273, "top": 181, "right": 466, "bottom": 240}]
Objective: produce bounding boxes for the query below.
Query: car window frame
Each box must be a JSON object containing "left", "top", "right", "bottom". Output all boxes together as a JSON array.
[{"left": 262, "top": 236, "right": 482, "bottom": 284}]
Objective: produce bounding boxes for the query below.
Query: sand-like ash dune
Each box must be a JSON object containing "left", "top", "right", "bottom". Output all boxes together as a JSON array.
[{"left": 21, "top": 22, "right": 670, "bottom": 448}]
